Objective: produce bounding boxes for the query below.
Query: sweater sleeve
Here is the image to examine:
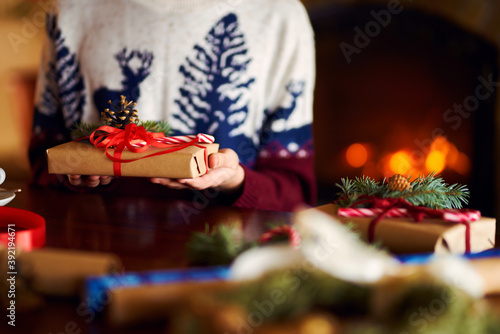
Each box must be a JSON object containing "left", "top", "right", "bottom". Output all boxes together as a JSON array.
[
  {"left": 29, "top": 12, "right": 64, "bottom": 187},
  {"left": 233, "top": 0, "right": 316, "bottom": 212},
  {"left": 29, "top": 10, "right": 82, "bottom": 188},
  {"left": 233, "top": 156, "right": 316, "bottom": 212}
]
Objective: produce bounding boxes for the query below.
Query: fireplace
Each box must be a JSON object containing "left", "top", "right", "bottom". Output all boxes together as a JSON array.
[{"left": 310, "top": 3, "right": 498, "bottom": 217}]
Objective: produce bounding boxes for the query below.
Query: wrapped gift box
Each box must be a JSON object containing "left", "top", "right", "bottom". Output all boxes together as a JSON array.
[
  {"left": 85, "top": 266, "right": 231, "bottom": 326},
  {"left": 314, "top": 204, "right": 496, "bottom": 255},
  {"left": 19, "top": 248, "right": 122, "bottom": 297},
  {"left": 46, "top": 141, "right": 219, "bottom": 179}
]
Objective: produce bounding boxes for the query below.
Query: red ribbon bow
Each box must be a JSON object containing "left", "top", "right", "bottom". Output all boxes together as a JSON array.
[
  {"left": 340, "top": 195, "right": 479, "bottom": 253},
  {"left": 258, "top": 225, "right": 301, "bottom": 248},
  {"left": 87, "top": 123, "right": 214, "bottom": 176}
]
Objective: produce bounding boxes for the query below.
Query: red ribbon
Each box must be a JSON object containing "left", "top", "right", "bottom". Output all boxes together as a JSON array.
[
  {"left": 87, "top": 124, "right": 211, "bottom": 177},
  {"left": 343, "top": 196, "right": 475, "bottom": 253},
  {"left": 0, "top": 207, "right": 46, "bottom": 252},
  {"left": 258, "top": 225, "right": 301, "bottom": 248}
]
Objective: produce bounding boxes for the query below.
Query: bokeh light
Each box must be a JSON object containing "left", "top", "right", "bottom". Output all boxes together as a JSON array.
[{"left": 346, "top": 143, "right": 369, "bottom": 168}]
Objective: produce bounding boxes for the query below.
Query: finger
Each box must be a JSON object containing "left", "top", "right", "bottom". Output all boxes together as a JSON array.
[
  {"left": 150, "top": 177, "right": 169, "bottom": 185},
  {"left": 180, "top": 178, "right": 212, "bottom": 190},
  {"left": 68, "top": 175, "right": 82, "bottom": 186},
  {"left": 86, "top": 175, "right": 101, "bottom": 188},
  {"left": 181, "top": 167, "right": 232, "bottom": 190},
  {"left": 151, "top": 178, "right": 190, "bottom": 190},
  {"left": 100, "top": 176, "right": 113, "bottom": 186}
]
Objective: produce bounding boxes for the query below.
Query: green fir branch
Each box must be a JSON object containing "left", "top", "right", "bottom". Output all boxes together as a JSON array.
[
  {"left": 186, "top": 223, "right": 253, "bottom": 266},
  {"left": 334, "top": 173, "right": 469, "bottom": 209},
  {"left": 70, "top": 120, "right": 172, "bottom": 140},
  {"left": 141, "top": 120, "right": 172, "bottom": 136},
  {"left": 70, "top": 122, "right": 101, "bottom": 140}
]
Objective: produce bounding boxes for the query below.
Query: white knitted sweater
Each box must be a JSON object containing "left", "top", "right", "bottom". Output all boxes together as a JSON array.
[
  {"left": 32, "top": 0, "right": 316, "bottom": 210},
  {"left": 35, "top": 0, "right": 314, "bottom": 162}
]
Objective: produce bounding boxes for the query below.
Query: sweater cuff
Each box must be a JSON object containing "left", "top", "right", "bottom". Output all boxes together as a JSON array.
[{"left": 232, "top": 165, "right": 263, "bottom": 209}]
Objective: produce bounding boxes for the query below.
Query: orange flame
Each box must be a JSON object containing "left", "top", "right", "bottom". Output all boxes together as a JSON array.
[
  {"left": 345, "top": 143, "right": 369, "bottom": 168},
  {"left": 346, "top": 136, "right": 470, "bottom": 177}
]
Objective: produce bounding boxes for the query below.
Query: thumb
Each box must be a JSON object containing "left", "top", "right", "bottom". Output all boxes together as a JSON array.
[
  {"left": 209, "top": 152, "right": 222, "bottom": 169},
  {"left": 208, "top": 149, "right": 238, "bottom": 169}
]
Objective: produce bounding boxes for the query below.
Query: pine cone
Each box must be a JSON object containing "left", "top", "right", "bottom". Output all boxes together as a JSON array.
[
  {"left": 388, "top": 174, "right": 411, "bottom": 191},
  {"left": 100, "top": 95, "right": 139, "bottom": 129}
]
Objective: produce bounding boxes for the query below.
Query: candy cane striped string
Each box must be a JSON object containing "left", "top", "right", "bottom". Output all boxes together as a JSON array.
[
  {"left": 156, "top": 134, "right": 214, "bottom": 144},
  {"left": 338, "top": 208, "right": 481, "bottom": 222},
  {"left": 129, "top": 133, "right": 215, "bottom": 148}
]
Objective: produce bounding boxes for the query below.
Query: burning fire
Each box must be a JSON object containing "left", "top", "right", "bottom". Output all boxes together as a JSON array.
[{"left": 345, "top": 136, "right": 470, "bottom": 177}]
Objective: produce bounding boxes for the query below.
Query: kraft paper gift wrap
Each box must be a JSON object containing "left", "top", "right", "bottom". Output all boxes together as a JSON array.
[
  {"left": 46, "top": 141, "right": 219, "bottom": 179},
  {"left": 314, "top": 204, "right": 496, "bottom": 255},
  {"left": 20, "top": 248, "right": 122, "bottom": 297}
]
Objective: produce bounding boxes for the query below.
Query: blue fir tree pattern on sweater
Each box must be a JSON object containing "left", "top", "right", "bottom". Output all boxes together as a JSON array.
[
  {"left": 172, "top": 13, "right": 256, "bottom": 162},
  {"left": 93, "top": 48, "right": 154, "bottom": 114},
  {"left": 33, "top": 13, "right": 86, "bottom": 136}
]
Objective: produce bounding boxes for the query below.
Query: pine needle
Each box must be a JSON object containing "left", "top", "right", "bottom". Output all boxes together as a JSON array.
[
  {"left": 70, "top": 122, "right": 101, "bottom": 140},
  {"left": 70, "top": 120, "right": 172, "bottom": 140},
  {"left": 186, "top": 223, "right": 251, "bottom": 266},
  {"left": 335, "top": 173, "right": 469, "bottom": 209}
]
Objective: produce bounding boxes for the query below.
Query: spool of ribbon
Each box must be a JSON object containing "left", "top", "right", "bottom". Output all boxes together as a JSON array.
[
  {"left": 87, "top": 123, "right": 215, "bottom": 177},
  {"left": 0, "top": 207, "right": 46, "bottom": 251},
  {"left": 336, "top": 196, "right": 480, "bottom": 253}
]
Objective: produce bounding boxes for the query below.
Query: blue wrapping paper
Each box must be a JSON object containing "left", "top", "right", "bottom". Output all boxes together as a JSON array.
[
  {"left": 85, "top": 266, "right": 230, "bottom": 312},
  {"left": 396, "top": 248, "right": 500, "bottom": 265}
]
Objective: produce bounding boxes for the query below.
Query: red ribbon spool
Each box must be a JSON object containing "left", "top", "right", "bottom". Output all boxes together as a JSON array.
[{"left": 0, "top": 207, "right": 46, "bottom": 251}]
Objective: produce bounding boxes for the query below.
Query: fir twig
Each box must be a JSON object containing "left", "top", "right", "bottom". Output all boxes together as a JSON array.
[
  {"left": 70, "top": 122, "right": 101, "bottom": 140},
  {"left": 403, "top": 173, "right": 469, "bottom": 209},
  {"left": 334, "top": 173, "right": 469, "bottom": 209},
  {"left": 140, "top": 120, "right": 172, "bottom": 135},
  {"left": 186, "top": 223, "right": 253, "bottom": 266},
  {"left": 70, "top": 120, "right": 172, "bottom": 140},
  {"left": 71, "top": 95, "right": 172, "bottom": 139}
]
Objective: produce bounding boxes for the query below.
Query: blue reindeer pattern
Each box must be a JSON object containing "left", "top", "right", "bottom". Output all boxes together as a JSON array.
[
  {"left": 258, "top": 80, "right": 312, "bottom": 160},
  {"left": 93, "top": 48, "right": 154, "bottom": 114}
]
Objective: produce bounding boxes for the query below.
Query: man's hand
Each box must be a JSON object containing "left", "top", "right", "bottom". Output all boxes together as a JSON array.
[
  {"left": 67, "top": 175, "right": 113, "bottom": 188},
  {"left": 150, "top": 148, "right": 245, "bottom": 192}
]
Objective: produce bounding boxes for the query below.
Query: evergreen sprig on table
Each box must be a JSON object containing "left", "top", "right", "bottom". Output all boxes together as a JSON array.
[
  {"left": 335, "top": 172, "right": 469, "bottom": 209},
  {"left": 186, "top": 224, "right": 254, "bottom": 266}
]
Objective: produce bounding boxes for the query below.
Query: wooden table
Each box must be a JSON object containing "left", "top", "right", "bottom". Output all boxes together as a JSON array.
[
  {"left": 2, "top": 180, "right": 293, "bottom": 333},
  {"left": 2, "top": 180, "right": 499, "bottom": 334}
]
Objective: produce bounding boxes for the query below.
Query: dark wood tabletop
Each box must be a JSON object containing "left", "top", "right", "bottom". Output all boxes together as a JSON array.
[
  {"left": 1, "top": 179, "right": 293, "bottom": 334},
  {"left": 2, "top": 179, "right": 499, "bottom": 334}
]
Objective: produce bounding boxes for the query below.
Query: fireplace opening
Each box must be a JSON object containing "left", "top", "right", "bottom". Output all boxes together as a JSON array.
[{"left": 310, "top": 4, "right": 498, "bottom": 217}]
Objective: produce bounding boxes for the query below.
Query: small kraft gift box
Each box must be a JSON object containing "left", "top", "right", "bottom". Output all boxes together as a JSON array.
[
  {"left": 318, "top": 174, "right": 496, "bottom": 255},
  {"left": 46, "top": 96, "right": 219, "bottom": 179}
]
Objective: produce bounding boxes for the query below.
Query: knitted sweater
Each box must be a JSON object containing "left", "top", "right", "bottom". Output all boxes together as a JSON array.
[{"left": 30, "top": 0, "right": 316, "bottom": 211}]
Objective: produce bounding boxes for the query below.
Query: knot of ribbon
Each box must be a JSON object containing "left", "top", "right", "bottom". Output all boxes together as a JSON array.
[
  {"left": 337, "top": 195, "right": 480, "bottom": 253},
  {"left": 86, "top": 123, "right": 214, "bottom": 177}
]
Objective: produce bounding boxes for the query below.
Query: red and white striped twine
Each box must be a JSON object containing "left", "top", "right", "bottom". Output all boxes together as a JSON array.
[{"left": 337, "top": 207, "right": 481, "bottom": 222}]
